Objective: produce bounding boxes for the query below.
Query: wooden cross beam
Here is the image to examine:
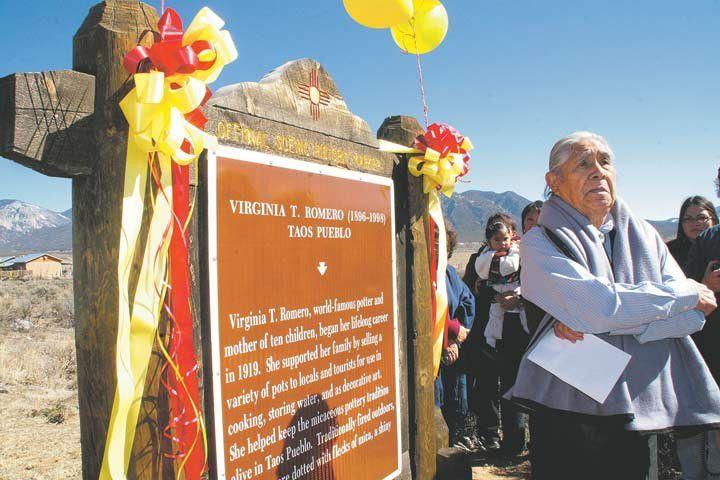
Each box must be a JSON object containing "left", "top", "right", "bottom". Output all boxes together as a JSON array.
[
  {"left": 0, "top": 2, "right": 166, "bottom": 478},
  {"left": 0, "top": 71, "right": 94, "bottom": 176}
]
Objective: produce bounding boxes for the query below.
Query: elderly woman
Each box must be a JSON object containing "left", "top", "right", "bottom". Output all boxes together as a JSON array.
[
  {"left": 667, "top": 196, "right": 718, "bottom": 268},
  {"left": 510, "top": 131, "right": 720, "bottom": 480}
]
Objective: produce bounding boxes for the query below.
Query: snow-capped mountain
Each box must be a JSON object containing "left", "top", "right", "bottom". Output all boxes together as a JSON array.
[
  {"left": 0, "top": 200, "right": 70, "bottom": 233},
  {"left": 0, "top": 200, "right": 71, "bottom": 254},
  {"left": 0, "top": 193, "right": 683, "bottom": 256}
]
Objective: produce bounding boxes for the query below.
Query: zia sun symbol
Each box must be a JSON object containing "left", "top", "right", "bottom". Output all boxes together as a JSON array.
[{"left": 297, "top": 69, "right": 331, "bottom": 121}]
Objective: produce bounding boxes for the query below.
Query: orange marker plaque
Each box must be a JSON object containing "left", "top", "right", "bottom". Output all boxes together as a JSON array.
[{"left": 206, "top": 146, "right": 401, "bottom": 480}]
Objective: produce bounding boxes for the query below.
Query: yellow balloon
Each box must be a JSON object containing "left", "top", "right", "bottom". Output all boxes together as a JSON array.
[
  {"left": 391, "top": 0, "right": 448, "bottom": 54},
  {"left": 343, "top": 0, "right": 414, "bottom": 29}
]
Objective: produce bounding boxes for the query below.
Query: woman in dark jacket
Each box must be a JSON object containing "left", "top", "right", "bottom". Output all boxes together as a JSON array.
[
  {"left": 678, "top": 192, "right": 720, "bottom": 479},
  {"left": 667, "top": 196, "right": 717, "bottom": 268}
]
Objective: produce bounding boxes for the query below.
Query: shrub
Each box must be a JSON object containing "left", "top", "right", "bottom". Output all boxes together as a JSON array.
[{"left": 0, "top": 277, "right": 74, "bottom": 327}]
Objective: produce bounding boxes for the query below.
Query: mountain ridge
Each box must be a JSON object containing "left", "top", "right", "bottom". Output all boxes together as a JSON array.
[
  {"left": 443, "top": 190, "right": 532, "bottom": 242},
  {"left": 444, "top": 191, "right": 680, "bottom": 243},
  {"left": 0, "top": 200, "right": 72, "bottom": 255},
  {"left": 0, "top": 194, "right": 681, "bottom": 255}
]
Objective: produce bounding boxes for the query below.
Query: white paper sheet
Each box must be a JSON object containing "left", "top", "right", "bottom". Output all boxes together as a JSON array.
[{"left": 526, "top": 330, "right": 631, "bottom": 403}]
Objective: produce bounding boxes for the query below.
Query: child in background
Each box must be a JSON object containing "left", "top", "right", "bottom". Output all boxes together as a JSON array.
[{"left": 475, "top": 220, "right": 528, "bottom": 348}]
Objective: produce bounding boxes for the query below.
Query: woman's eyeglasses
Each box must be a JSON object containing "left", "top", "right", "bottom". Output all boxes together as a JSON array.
[{"left": 682, "top": 215, "right": 713, "bottom": 224}]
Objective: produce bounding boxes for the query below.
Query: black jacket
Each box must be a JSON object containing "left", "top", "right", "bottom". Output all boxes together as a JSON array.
[
  {"left": 667, "top": 237, "right": 691, "bottom": 270},
  {"left": 462, "top": 245, "right": 497, "bottom": 358},
  {"left": 685, "top": 225, "right": 720, "bottom": 381}
]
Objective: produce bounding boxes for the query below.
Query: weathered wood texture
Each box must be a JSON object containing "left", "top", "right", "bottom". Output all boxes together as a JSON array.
[
  {"left": 197, "top": 153, "right": 216, "bottom": 478},
  {"left": 204, "top": 58, "right": 394, "bottom": 176},
  {"left": 210, "top": 58, "right": 376, "bottom": 144},
  {"left": 378, "top": 116, "right": 436, "bottom": 480},
  {"left": 70, "top": 2, "right": 164, "bottom": 479},
  {"left": 0, "top": 70, "right": 95, "bottom": 176}
]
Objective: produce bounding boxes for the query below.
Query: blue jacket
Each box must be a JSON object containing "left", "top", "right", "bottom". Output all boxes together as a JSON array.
[{"left": 446, "top": 265, "right": 475, "bottom": 330}]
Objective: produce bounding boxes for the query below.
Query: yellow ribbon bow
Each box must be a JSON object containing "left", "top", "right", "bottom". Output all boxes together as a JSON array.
[
  {"left": 379, "top": 132, "right": 474, "bottom": 376},
  {"left": 406, "top": 137, "right": 474, "bottom": 197}
]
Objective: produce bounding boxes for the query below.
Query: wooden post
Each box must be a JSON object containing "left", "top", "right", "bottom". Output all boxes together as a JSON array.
[
  {"left": 0, "top": 2, "right": 168, "bottom": 478},
  {"left": 378, "top": 116, "right": 437, "bottom": 480},
  {"left": 647, "top": 435, "right": 658, "bottom": 480},
  {"left": 72, "top": 2, "right": 167, "bottom": 478}
]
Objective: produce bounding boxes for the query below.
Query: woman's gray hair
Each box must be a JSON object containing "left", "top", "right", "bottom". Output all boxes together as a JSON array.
[{"left": 548, "top": 131, "right": 614, "bottom": 173}]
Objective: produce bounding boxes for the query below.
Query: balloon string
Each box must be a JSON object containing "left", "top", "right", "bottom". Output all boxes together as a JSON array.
[
  {"left": 161, "top": 0, "right": 165, "bottom": 13},
  {"left": 412, "top": 21, "right": 429, "bottom": 129}
]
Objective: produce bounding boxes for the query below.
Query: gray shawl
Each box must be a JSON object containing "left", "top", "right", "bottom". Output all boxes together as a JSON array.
[{"left": 510, "top": 194, "right": 720, "bottom": 431}]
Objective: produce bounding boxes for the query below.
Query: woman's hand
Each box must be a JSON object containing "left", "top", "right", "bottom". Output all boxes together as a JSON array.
[
  {"left": 456, "top": 326, "right": 469, "bottom": 344},
  {"left": 702, "top": 261, "right": 720, "bottom": 293},
  {"left": 553, "top": 321, "right": 584, "bottom": 343},
  {"left": 442, "top": 343, "right": 460, "bottom": 365},
  {"left": 496, "top": 291, "right": 521, "bottom": 310}
]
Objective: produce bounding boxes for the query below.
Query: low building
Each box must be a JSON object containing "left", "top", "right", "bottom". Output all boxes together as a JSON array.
[
  {"left": 0, "top": 253, "right": 64, "bottom": 278},
  {"left": 61, "top": 259, "right": 73, "bottom": 277}
]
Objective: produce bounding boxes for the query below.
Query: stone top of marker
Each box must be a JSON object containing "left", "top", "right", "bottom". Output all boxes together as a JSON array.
[{"left": 209, "top": 58, "right": 378, "bottom": 147}]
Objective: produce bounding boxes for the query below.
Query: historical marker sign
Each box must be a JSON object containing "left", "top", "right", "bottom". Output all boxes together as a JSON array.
[{"left": 205, "top": 146, "right": 401, "bottom": 480}]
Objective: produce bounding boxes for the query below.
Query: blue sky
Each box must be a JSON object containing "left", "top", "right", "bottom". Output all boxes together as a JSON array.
[{"left": 0, "top": 0, "right": 718, "bottom": 220}]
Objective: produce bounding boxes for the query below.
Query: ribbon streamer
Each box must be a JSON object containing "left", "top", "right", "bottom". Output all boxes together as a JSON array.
[
  {"left": 164, "top": 162, "right": 206, "bottom": 477},
  {"left": 101, "top": 7, "right": 236, "bottom": 480},
  {"left": 380, "top": 123, "right": 473, "bottom": 375}
]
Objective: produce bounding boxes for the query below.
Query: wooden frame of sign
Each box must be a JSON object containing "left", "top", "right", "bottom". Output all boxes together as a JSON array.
[
  {"left": 200, "top": 145, "right": 402, "bottom": 480},
  {"left": 193, "top": 58, "right": 437, "bottom": 479}
]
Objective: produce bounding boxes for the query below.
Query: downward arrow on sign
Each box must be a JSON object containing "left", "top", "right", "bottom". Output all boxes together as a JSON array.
[{"left": 317, "top": 261, "right": 328, "bottom": 276}]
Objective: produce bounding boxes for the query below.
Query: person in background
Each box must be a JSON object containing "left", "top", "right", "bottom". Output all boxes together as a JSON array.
[
  {"left": 521, "top": 201, "right": 543, "bottom": 234},
  {"left": 510, "top": 131, "right": 719, "bottom": 480},
  {"left": 463, "top": 213, "right": 516, "bottom": 451},
  {"left": 520, "top": 201, "right": 545, "bottom": 334},
  {"left": 435, "top": 221, "right": 475, "bottom": 450},
  {"left": 667, "top": 196, "right": 718, "bottom": 268},
  {"left": 682, "top": 181, "right": 720, "bottom": 479}
]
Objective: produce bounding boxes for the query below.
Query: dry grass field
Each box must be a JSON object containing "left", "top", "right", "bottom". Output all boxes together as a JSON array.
[
  {"left": 0, "top": 277, "right": 81, "bottom": 480},
  {"left": 450, "top": 244, "right": 481, "bottom": 278}
]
